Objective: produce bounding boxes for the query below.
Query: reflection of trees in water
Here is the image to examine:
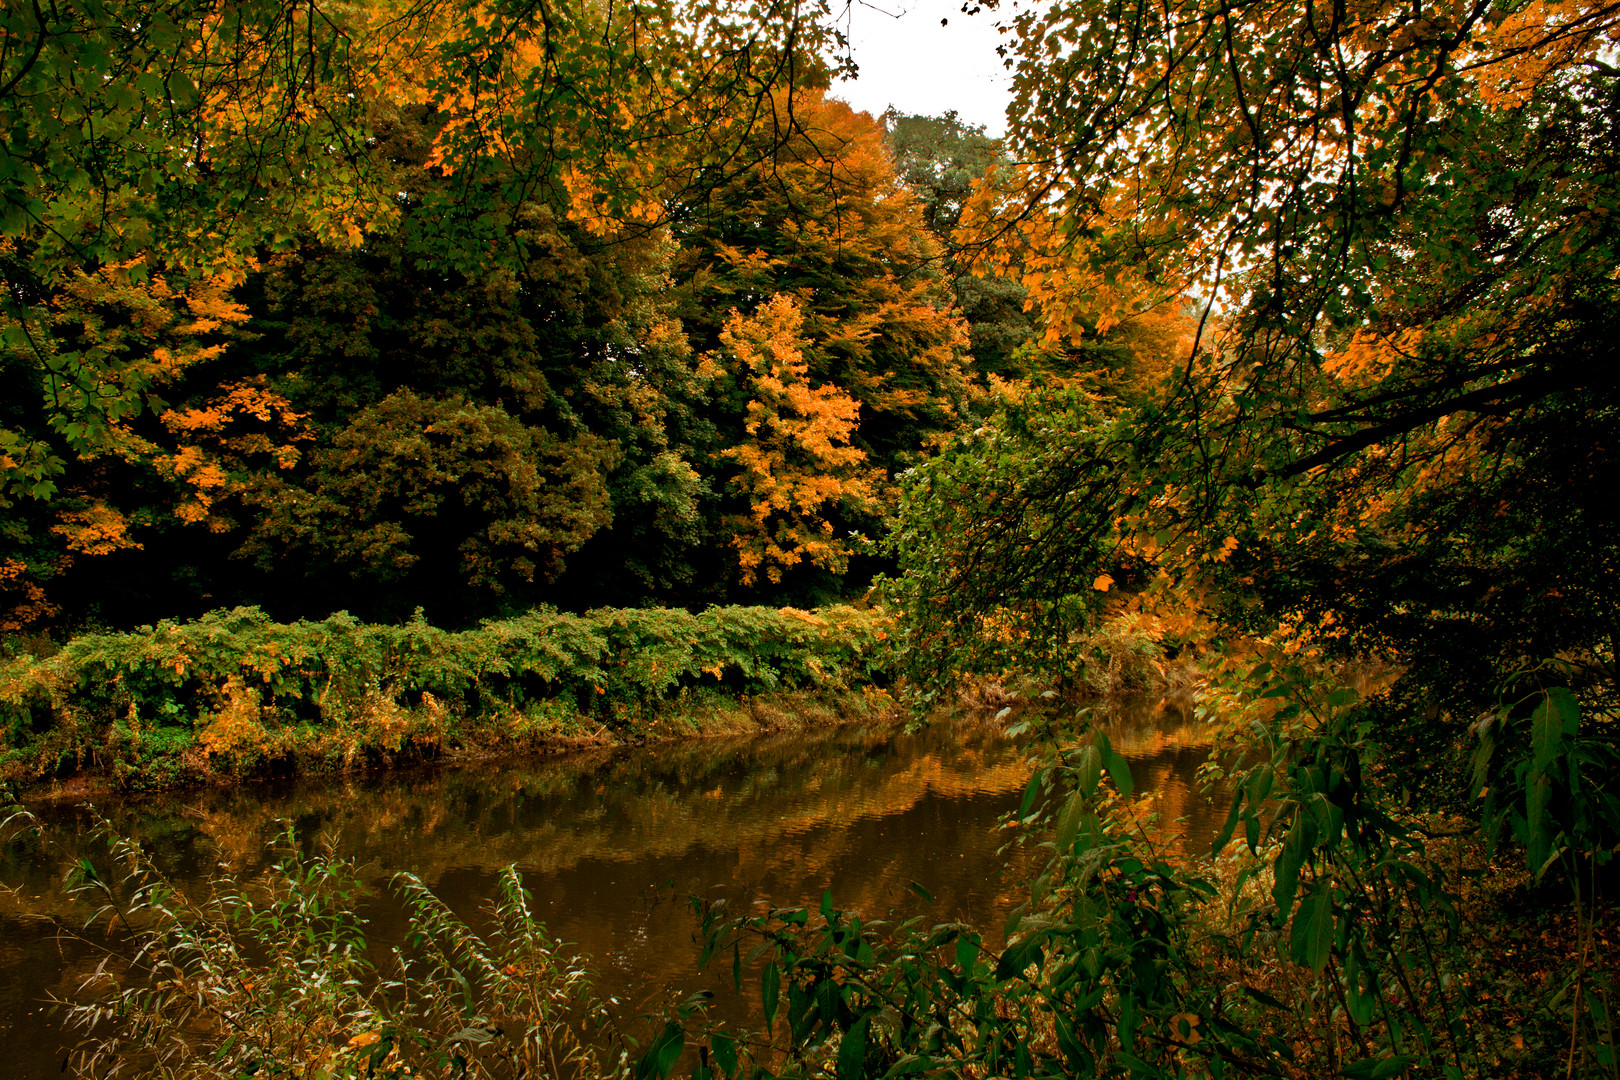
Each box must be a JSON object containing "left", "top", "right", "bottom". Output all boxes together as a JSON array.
[
  {"left": 6, "top": 717, "right": 1033, "bottom": 916},
  {"left": 1091, "top": 697, "right": 1224, "bottom": 849},
  {"left": 6, "top": 706, "right": 1223, "bottom": 910},
  {"left": 0, "top": 719, "right": 1033, "bottom": 1080},
  {"left": 6, "top": 706, "right": 1224, "bottom": 915}
]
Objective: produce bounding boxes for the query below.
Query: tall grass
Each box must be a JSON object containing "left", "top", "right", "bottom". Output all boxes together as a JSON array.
[{"left": 6, "top": 809, "right": 624, "bottom": 1079}]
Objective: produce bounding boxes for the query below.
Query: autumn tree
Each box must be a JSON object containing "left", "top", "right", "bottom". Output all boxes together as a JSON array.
[
  {"left": 703, "top": 295, "right": 881, "bottom": 586},
  {"left": 882, "top": 111, "right": 1199, "bottom": 402},
  {"left": 671, "top": 88, "right": 970, "bottom": 483},
  {"left": 912, "top": 0, "right": 1620, "bottom": 724},
  {"left": 0, "top": 0, "right": 405, "bottom": 502},
  {"left": 876, "top": 12, "right": 1620, "bottom": 1068},
  {"left": 882, "top": 112, "right": 1035, "bottom": 379},
  {"left": 241, "top": 390, "right": 614, "bottom": 607},
  {"left": 0, "top": 261, "right": 283, "bottom": 625},
  {"left": 859, "top": 8, "right": 1620, "bottom": 1073},
  {"left": 219, "top": 188, "right": 710, "bottom": 617}
]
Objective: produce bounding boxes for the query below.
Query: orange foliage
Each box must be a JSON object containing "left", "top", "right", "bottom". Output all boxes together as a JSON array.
[
  {"left": 678, "top": 89, "right": 970, "bottom": 469},
  {"left": 197, "top": 677, "right": 270, "bottom": 759},
  {"left": 963, "top": 0, "right": 1620, "bottom": 356},
  {"left": 958, "top": 170, "right": 1197, "bottom": 366},
  {"left": 49, "top": 504, "right": 143, "bottom": 555},
  {"left": 40, "top": 261, "right": 253, "bottom": 456},
  {"left": 709, "top": 295, "right": 882, "bottom": 585},
  {"left": 1321, "top": 328, "right": 1428, "bottom": 387},
  {"left": 156, "top": 379, "right": 311, "bottom": 531},
  {"left": 2, "top": 260, "right": 316, "bottom": 593},
  {"left": 0, "top": 559, "right": 58, "bottom": 633},
  {"left": 390, "top": 0, "right": 791, "bottom": 238}
]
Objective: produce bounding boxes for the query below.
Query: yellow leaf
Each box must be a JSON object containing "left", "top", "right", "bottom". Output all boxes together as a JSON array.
[
  {"left": 1093, "top": 574, "right": 1114, "bottom": 592},
  {"left": 348, "top": 1032, "right": 381, "bottom": 1048}
]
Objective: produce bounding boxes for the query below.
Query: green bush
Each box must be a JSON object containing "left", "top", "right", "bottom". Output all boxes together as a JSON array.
[{"left": 0, "top": 604, "right": 893, "bottom": 785}]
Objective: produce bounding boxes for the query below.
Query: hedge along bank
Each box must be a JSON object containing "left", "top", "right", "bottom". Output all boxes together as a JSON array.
[{"left": 0, "top": 604, "right": 895, "bottom": 793}]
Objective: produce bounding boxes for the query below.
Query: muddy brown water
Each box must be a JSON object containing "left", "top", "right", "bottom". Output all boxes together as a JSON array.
[{"left": 1, "top": 702, "right": 1220, "bottom": 1079}]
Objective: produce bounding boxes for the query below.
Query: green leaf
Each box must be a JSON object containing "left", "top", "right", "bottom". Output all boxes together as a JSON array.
[
  {"left": 836, "top": 1016, "right": 869, "bottom": 1080},
  {"left": 1532, "top": 687, "right": 1579, "bottom": 774},
  {"left": 167, "top": 71, "right": 197, "bottom": 106},
  {"left": 955, "top": 933, "right": 978, "bottom": 974},
  {"left": 995, "top": 933, "right": 1045, "bottom": 979},
  {"left": 1114, "top": 1050, "right": 1154, "bottom": 1074},
  {"left": 1018, "top": 767, "right": 1044, "bottom": 819},
  {"left": 1341, "top": 1054, "right": 1415, "bottom": 1079},
  {"left": 1271, "top": 815, "right": 1314, "bottom": 916},
  {"left": 1096, "top": 732, "right": 1133, "bottom": 797},
  {"left": 1213, "top": 793, "right": 1243, "bottom": 855},
  {"left": 761, "top": 961, "right": 780, "bottom": 1030},
  {"left": 1052, "top": 1011, "right": 1086, "bottom": 1068},
  {"left": 710, "top": 1034, "right": 737, "bottom": 1078},
  {"left": 1074, "top": 744, "right": 1101, "bottom": 797},
  {"left": 636, "top": 1021, "right": 685, "bottom": 1080},
  {"left": 1343, "top": 949, "right": 1376, "bottom": 1026},
  {"left": 1289, "top": 881, "right": 1334, "bottom": 974},
  {"left": 1014, "top": 1040, "right": 1033, "bottom": 1079},
  {"left": 1245, "top": 764, "right": 1276, "bottom": 804},
  {"left": 1531, "top": 695, "right": 1563, "bottom": 775},
  {"left": 1241, "top": 984, "right": 1289, "bottom": 1010},
  {"left": 1055, "top": 786, "right": 1088, "bottom": 850}
]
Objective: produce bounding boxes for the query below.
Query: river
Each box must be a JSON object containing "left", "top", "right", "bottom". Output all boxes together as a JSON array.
[{"left": 0, "top": 699, "right": 1218, "bottom": 1079}]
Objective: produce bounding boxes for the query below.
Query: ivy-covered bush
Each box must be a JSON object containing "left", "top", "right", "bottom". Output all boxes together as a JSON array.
[{"left": 0, "top": 604, "right": 893, "bottom": 788}]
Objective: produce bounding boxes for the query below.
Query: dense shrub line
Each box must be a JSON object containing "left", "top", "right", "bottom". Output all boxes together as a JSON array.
[{"left": 0, "top": 604, "right": 893, "bottom": 790}]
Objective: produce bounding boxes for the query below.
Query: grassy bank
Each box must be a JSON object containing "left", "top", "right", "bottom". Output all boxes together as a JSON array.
[{"left": 0, "top": 604, "right": 895, "bottom": 797}]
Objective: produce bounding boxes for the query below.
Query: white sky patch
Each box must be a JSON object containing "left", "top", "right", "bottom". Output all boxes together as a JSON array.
[{"left": 826, "top": 0, "right": 1015, "bottom": 136}]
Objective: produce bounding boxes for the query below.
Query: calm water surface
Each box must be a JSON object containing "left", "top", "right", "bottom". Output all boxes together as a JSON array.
[{"left": 1, "top": 702, "right": 1218, "bottom": 1079}]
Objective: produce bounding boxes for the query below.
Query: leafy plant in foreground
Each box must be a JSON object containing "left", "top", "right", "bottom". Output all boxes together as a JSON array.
[{"left": 640, "top": 674, "right": 1617, "bottom": 1079}]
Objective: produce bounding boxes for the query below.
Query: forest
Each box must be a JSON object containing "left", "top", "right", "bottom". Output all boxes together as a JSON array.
[{"left": 2, "top": 0, "right": 1618, "bottom": 1076}]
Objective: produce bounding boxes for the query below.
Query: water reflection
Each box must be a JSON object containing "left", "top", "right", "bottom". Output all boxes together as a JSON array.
[
  {"left": 1094, "top": 700, "right": 1229, "bottom": 852},
  {"left": 2, "top": 699, "right": 1219, "bottom": 1080}
]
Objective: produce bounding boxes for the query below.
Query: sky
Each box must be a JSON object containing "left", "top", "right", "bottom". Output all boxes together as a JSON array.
[{"left": 822, "top": 0, "right": 1016, "bottom": 136}]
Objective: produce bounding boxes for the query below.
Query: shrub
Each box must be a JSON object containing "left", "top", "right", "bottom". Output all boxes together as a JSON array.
[{"left": 0, "top": 604, "right": 893, "bottom": 785}]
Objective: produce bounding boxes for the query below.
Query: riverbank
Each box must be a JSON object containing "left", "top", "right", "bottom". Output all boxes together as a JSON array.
[
  {"left": 1, "top": 604, "right": 896, "bottom": 800},
  {"left": 10, "top": 684, "right": 909, "bottom": 805}
]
